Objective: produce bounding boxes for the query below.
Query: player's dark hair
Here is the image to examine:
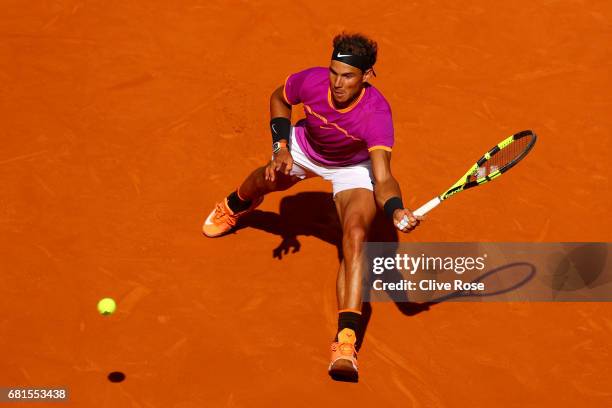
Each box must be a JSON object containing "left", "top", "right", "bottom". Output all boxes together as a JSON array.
[{"left": 332, "top": 32, "right": 378, "bottom": 69}]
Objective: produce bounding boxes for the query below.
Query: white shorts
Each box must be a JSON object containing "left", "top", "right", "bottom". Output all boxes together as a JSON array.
[{"left": 282, "top": 126, "right": 374, "bottom": 197}]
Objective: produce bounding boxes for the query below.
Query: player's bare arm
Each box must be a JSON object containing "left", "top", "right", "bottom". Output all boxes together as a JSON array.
[
  {"left": 266, "top": 86, "right": 293, "bottom": 182},
  {"left": 370, "top": 149, "right": 420, "bottom": 232}
]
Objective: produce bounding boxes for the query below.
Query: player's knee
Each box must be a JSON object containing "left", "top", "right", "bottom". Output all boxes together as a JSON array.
[
  {"left": 255, "top": 166, "right": 282, "bottom": 191},
  {"left": 262, "top": 173, "right": 298, "bottom": 192},
  {"left": 343, "top": 223, "right": 367, "bottom": 255}
]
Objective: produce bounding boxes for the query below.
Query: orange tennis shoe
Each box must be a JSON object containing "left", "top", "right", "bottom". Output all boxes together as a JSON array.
[
  {"left": 202, "top": 195, "right": 263, "bottom": 237},
  {"left": 328, "top": 341, "right": 359, "bottom": 381},
  {"left": 329, "top": 328, "right": 359, "bottom": 380}
]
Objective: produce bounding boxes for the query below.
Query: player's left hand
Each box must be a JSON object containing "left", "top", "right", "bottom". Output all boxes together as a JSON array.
[
  {"left": 265, "top": 148, "right": 293, "bottom": 182},
  {"left": 393, "top": 208, "right": 421, "bottom": 233}
]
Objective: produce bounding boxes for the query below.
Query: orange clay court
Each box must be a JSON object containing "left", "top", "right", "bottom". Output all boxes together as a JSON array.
[{"left": 1, "top": 1, "right": 610, "bottom": 407}]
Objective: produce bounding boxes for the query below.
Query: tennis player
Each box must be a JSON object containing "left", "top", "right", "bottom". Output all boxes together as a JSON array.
[{"left": 203, "top": 32, "right": 420, "bottom": 380}]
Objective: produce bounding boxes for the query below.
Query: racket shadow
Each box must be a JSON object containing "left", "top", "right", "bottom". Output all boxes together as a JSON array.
[
  {"left": 237, "top": 192, "right": 536, "bottom": 351},
  {"left": 359, "top": 263, "right": 537, "bottom": 350},
  {"left": 426, "top": 262, "right": 537, "bottom": 303}
]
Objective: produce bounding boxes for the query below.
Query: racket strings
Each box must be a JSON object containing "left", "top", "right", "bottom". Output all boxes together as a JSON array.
[{"left": 469, "top": 136, "right": 533, "bottom": 182}]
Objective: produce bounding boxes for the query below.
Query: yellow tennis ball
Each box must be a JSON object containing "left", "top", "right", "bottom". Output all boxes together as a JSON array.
[{"left": 97, "top": 298, "right": 116, "bottom": 315}]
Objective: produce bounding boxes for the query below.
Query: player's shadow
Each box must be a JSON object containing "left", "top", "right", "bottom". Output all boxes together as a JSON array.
[
  {"left": 237, "top": 191, "right": 343, "bottom": 260},
  {"left": 236, "top": 193, "right": 541, "bottom": 353},
  {"left": 237, "top": 191, "right": 431, "bottom": 350}
]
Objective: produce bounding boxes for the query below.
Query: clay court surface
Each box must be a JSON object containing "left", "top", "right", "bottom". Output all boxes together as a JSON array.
[{"left": 1, "top": 0, "right": 611, "bottom": 406}]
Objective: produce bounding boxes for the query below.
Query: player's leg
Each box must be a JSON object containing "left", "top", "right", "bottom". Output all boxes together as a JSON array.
[
  {"left": 204, "top": 125, "right": 322, "bottom": 237},
  {"left": 335, "top": 187, "right": 376, "bottom": 312},
  {"left": 336, "top": 259, "right": 346, "bottom": 308},
  {"left": 236, "top": 164, "right": 301, "bottom": 200},
  {"left": 329, "top": 187, "right": 377, "bottom": 380}
]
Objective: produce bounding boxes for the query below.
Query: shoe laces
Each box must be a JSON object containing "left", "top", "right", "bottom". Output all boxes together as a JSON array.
[
  {"left": 331, "top": 342, "right": 356, "bottom": 356},
  {"left": 214, "top": 202, "right": 237, "bottom": 226}
]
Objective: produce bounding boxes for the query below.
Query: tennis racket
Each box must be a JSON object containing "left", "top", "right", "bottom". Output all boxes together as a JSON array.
[{"left": 399, "top": 129, "right": 537, "bottom": 228}]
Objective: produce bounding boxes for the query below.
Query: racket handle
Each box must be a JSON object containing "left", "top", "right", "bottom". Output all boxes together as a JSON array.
[
  {"left": 398, "top": 196, "right": 441, "bottom": 229},
  {"left": 413, "top": 197, "right": 441, "bottom": 217}
]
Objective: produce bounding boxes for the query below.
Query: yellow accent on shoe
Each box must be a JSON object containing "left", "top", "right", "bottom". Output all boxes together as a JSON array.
[{"left": 337, "top": 328, "right": 356, "bottom": 345}]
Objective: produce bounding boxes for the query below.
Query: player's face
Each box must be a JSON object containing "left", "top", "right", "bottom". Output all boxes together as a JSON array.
[{"left": 329, "top": 61, "right": 369, "bottom": 106}]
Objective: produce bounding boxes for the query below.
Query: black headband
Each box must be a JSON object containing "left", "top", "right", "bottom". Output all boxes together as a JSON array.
[{"left": 331, "top": 48, "right": 372, "bottom": 72}]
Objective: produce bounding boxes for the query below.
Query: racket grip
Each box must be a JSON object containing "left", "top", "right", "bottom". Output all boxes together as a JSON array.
[{"left": 413, "top": 197, "right": 441, "bottom": 217}]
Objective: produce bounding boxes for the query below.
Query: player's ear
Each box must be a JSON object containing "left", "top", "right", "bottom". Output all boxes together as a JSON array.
[{"left": 362, "top": 68, "right": 374, "bottom": 83}]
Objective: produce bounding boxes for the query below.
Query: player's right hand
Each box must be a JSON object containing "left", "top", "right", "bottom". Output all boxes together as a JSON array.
[
  {"left": 265, "top": 149, "right": 293, "bottom": 182},
  {"left": 393, "top": 208, "right": 422, "bottom": 233}
]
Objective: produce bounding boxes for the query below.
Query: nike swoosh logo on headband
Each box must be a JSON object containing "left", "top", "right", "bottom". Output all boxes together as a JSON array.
[{"left": 336, "top": 53, "right": 352, "bottom": 58}]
